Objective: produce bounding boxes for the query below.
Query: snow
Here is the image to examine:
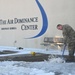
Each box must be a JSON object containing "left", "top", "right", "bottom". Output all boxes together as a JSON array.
[
  {"left": 0, "top": 46, "right": 69, "bottom": 57},
  {"left": 0, "top": 60, "right": 75, "bottom": 75},
  {"left": 0, "top": 46, "right": 74, "bottom": 75}
]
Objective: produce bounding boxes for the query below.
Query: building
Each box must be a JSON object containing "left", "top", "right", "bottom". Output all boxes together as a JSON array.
[{"left": 0, "top": 0, "right": 75, "bottom": 49}]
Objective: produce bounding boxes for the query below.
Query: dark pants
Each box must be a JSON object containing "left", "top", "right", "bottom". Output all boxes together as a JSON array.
[{"left": 67, "top": 42, "right": 75, "bottom": 61}]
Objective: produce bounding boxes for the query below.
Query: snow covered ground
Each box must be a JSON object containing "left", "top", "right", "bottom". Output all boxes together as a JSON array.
[
  {"left": 0, "top": 46, "right": 69, "bottom": 57},
  {"left": 0, "top": 46, "right": 74, "bottom": 75}
]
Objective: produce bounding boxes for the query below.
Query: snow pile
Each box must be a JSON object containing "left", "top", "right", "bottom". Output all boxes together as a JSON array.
[
  {"left": 0, "top": 60, "right": 74, "bottom": 75},
  {"left": 48, "top": 54, "right": 65, "bottom": 63},
  {"left": 49, "top": 57, "right": 65, "bottom": 63},
  {"left": 0, "top": 61, "right": 55, "bottom": 75},
  {"left": 30, "top": 68, "right": 55, "bottom": 75}
]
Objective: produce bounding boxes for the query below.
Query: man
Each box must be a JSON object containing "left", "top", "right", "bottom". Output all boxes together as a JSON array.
[{"left": 57, "top": 24, "right": 75, "bottom": 62}]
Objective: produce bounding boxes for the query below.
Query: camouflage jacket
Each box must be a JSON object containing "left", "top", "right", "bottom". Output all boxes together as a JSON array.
[{"left": 62, "top": 24, "right": 75, "bottom": 44}]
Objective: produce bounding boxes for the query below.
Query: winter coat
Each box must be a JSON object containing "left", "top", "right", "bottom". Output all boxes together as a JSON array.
[{"left": 62, "top": 24, "right": 75, "bottom": 44}]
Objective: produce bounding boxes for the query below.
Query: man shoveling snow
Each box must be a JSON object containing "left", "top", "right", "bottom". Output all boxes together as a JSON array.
[{"left": 57, "top": 24, "right": 75, "bottom": 62}]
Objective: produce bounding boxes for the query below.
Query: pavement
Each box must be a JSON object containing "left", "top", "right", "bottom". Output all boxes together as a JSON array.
[
  {"left": 0, "top": 50, "right": 75, "bottom": 62},
  {"left": 0, "top": 53, "right": 74, "bottom": 62}
]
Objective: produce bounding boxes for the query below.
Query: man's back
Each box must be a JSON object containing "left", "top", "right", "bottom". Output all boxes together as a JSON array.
[{"left": 62, "top": 24, "right": 75, "bottom": 43}]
